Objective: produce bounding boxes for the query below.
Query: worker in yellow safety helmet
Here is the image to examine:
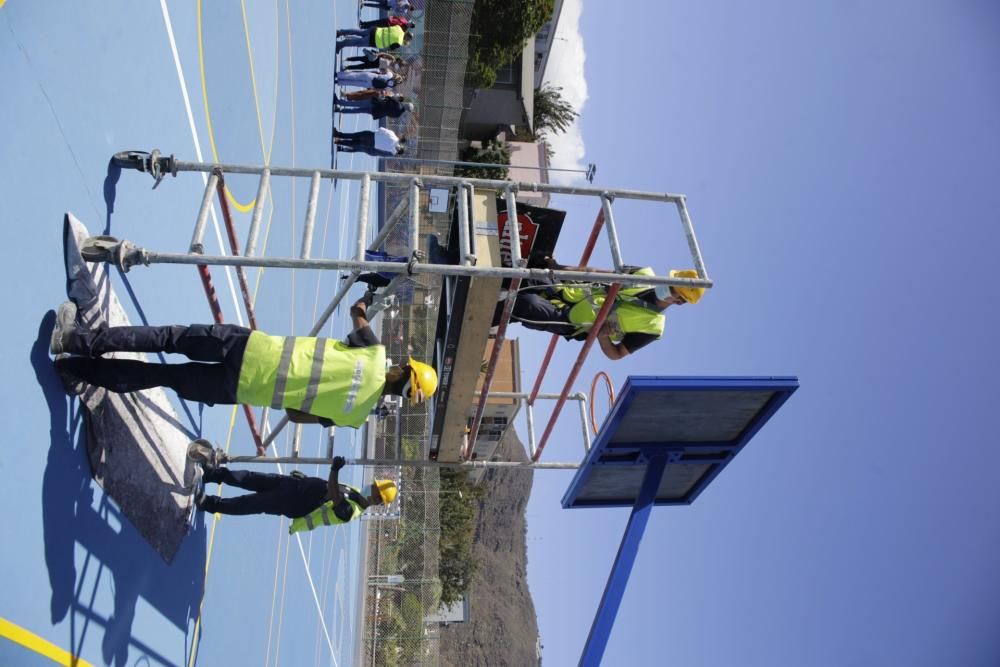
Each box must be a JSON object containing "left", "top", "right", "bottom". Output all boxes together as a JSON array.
[
  {"left": 53, "top": 294, "right": 438, "bottom": 428},
  {"left": 508, "top": 258, "right": 705, "bottom": 361},
  {"left": 192, "top": 453, "right": 397, "bottom": 532}
]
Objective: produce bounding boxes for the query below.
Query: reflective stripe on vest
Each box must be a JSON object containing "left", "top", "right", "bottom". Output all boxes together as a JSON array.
[
  {"left": 270, "top": 336, "right": 297, "bottom": 409},
  {"left": 557, "top": 267, "right": 657, "bottom": 304},
  {"left": 299, "top": 337, "right": 326, "bottom": 414},
  {"left": 236, "top": 331, "right": 387, "bottom": 427},
  {"left": 289, "top": 489, "right": 364, "bottom": 534},
  {"left": 567, "top": 298, "right": 665, "bottom": 338}
]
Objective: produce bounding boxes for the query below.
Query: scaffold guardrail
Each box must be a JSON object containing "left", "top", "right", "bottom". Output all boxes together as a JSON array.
[{"left": 101, "top": 149, "right": 713, "bottom": 469}]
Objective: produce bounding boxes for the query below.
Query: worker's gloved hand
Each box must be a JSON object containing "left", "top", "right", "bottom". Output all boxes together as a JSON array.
[
  {"left": 362, "top": 289, "right": 376, "bottom": 306},
  {"left": 332, "top": 456, "right": 346, "bottom": 471}
]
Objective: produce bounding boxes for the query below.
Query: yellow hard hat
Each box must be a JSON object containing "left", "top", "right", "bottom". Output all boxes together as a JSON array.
[
  {"left": 406, "top": 357, "right": 438, "bottom": 405},
  {"left": 669, "top": 269, "right": 705, "bottom": 304},
  {"left": 374, "top": 479, "right": 398, "bottom": 505}
]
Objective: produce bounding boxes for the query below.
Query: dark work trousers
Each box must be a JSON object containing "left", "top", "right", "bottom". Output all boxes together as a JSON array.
[
  {"left": 335, "top": 29, "right": 376, "bottom": 50},
  {"left": 342, "top": 61, "right": 380, "bottom": 72},
  {"left": 355, "top": 273, "right": 392, "bottom": 288},
  {"left": 359, "top": 18, "right": 394, "bottom": 29},
  {"left": 345, "top": 54, "right": 380, "bottom": 64},
  {"left": 55, "top": 324, "right": 251, "bottom": 405},
  {"left": 201, "top": 468, "right": 328, "bottom": 518},
  {"left": 510, "top": 293, "right": 579, "bottom": 337},
  {"left": 336, "top": 99, "right": 379, "bottom": 114},
  {"left": 333, "top": 129, "right": 376, "bottom": 151}
]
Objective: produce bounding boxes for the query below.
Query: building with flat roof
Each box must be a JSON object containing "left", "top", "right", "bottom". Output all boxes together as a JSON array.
[
  {"left": 533, "top": 0, "right": 566, "bottom": 89},
  {"left": 467, "top": 338, "right": 522, "bottom": 481}
]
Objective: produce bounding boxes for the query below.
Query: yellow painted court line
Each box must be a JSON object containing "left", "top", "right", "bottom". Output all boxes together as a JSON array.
[
  {"left": 186, "top": 405, "right": 241, "bottom": 667},
  {"left": 197, "top": 0, "right": 280, "bottom": 214},
  {"left": 0, "top": 617, "right": 94, "bottom": 667},
  {"left": 239, "top": 0, "right": 269, "bottom": 164},
  {"left": 197, "top": 0, "right": 255, "bottom": 213}
]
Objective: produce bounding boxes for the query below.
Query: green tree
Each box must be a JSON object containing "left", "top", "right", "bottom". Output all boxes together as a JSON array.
[
  {"left": 467, "top": 0, "right": 555, "bottom": 88},
  {"left": 437, "top": 468, "right": 486, "bottom": 605},
  {"left": 455, "top": 139, "right": 511, "bottom": 180},
  {"left": 511, "top": 84, "right": 579, "bottom": 160}
]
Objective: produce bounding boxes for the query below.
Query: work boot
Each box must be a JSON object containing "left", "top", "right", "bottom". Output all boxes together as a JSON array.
[
  {"left": 193, "top": 486, "right": 208, "bottom": 510},
  {"left": 202, "top": 464, "right": 226, "bottom": 485},
  {"left": 544, "top": 256, "right": 566, "bottom": 271},
  {"left": 53, "top": 357, "right": 86, "bottom": 396},
  {"left": 50, "top": 301, "right": 78, "bottom": 355}
]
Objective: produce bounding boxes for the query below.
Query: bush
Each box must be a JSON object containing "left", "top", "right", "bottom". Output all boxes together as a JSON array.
[
  {"left": 437, "top": 468, "right": 486, "bottom": 605},
  {"left": 456, "top": 140, "right": 511, "bottom": 180}
]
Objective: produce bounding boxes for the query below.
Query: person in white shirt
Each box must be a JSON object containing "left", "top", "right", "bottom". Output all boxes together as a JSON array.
[
  {"left": 333, "top": 127, "right": 406, "bottom": 156},
  {"left": 335, "top": 70, "right": 402, "bottom": 90}
]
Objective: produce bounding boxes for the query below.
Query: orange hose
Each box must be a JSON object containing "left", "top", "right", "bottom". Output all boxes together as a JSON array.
[{"left": 589, "top": 371, "right": 615, "bottom": 435}]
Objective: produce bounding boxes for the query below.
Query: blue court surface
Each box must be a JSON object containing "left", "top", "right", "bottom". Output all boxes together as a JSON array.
[{"left": 2, "top": 2, "right": 387, "bottom": 665}]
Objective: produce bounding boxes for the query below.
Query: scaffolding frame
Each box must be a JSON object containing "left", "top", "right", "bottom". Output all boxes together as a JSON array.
[{"left": 99, "top": 149, "right": 713, "bottom": 469}]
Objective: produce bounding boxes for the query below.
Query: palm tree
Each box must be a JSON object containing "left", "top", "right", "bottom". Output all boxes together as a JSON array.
[
  {"left": 529, "top": 84, "right": 578, "bottom": 161},
  {"left": 533, "top": 84, "right": 578, "bottom": 139}
]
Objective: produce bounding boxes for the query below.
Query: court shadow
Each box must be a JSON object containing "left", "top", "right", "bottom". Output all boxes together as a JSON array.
[
  {"left": 102, "top": 158, "right": 121, "bottom": 235},
  {"left": 36, "top": 322, "right": 208, "bottom": 667}
]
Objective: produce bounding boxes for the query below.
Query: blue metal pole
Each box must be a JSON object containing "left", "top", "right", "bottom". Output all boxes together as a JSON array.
[{"left": 579, "top": 455, "right": 668, "bottom": 667}]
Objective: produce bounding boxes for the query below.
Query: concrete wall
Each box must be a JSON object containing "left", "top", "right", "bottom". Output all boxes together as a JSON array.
[
  {"left": 507, "top": 141, "right": 550, "bottom": 207},
  {"left": 461, "top": 86, "right": 530, "bottom": 141}
]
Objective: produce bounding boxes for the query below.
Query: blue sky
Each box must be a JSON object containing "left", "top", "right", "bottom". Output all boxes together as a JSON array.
[
  {"left": 526, "top": 1, "right": 1000, "bottom": 665},
  {"left": 3, "top": 1, "right": 999, "bottom": 665}
]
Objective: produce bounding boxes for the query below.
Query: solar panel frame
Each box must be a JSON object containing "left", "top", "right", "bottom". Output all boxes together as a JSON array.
[{"left": 562, "top": 376, "right": 799, "bottom": 509}]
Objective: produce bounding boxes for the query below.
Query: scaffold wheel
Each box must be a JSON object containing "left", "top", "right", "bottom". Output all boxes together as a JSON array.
[
  {"left": 111, "top": 150, "right": 152, "bottom": 171},
  {"left": 589, "top": 371, "right": 616, "bottom": 434},
  {"left": 186, "top": 439, "right": 214, "bottom": 464}
]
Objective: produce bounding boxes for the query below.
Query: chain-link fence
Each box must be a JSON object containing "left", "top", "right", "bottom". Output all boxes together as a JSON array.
[
  {"left": 384, "top": 0, "right": 475, "bottom": 173},
  {"left": 362, "top": 0, "right": 474, "bottom": 667},
  {"left": 361, "top": 278, "right": 445, "bottom": 666},
  {"left": 358, "top": 2, "right": 477, "bottom": 663}
]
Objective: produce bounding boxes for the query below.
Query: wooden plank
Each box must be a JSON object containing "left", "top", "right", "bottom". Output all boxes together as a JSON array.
[{"left": 435, "top": 194, "right": 503, "bottom": 462}]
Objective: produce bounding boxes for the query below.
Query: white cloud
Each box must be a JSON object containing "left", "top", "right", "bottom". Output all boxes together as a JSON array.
[{"left": 540, "top": 0, "right": 588, "bottom": 185}]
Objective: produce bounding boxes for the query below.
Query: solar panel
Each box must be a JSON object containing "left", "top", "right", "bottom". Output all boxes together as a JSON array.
[{"left": 562, "top": 376, "right": 799, "bottom": 509}]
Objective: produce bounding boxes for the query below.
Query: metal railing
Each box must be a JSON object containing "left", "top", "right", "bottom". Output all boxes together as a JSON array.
[
  {"left": 93, "top": 150, "right": 713, "bottom": 464},
  {"left": 103, "top": 144, "right": 713, "bottom": 666}
]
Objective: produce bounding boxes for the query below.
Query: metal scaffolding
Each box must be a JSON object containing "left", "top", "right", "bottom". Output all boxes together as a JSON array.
[{"left": 95, "top": 149, "right": 713, "bottom": 469}]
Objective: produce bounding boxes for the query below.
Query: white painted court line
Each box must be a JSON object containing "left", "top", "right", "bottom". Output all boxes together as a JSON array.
[
  {"left": 158, "top": 0, "right": 244, "bottom": 327},
  {"left": 158, "top": 2, "right": 339, "bottom": 664}
]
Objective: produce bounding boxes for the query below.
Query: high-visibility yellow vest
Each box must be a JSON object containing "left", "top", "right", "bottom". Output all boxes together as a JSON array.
[
  {"left": 567, "top": 296, "right": 665, "bottom": 339},
  {"left": 289, "top": 486, "right": 365, "bottom": 534},
  {"left": 374, "top": 25, "right": 405, "bottom": 49},
  {"left": 556, "top": 266, "right": 657, "bottom": 305},
  {"left": 236, "top": 332, "right": 386, "bottom": 428}
]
